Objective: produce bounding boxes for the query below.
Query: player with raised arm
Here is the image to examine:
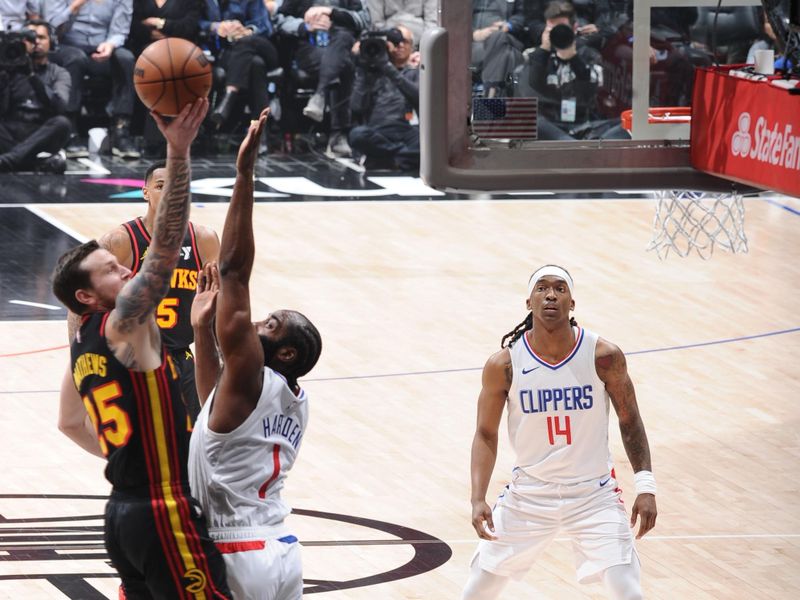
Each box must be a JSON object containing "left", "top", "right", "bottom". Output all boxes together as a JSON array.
[
  {"left": 189, "top": 109, "right": 322, "bottom": 600},
  {"left": 52, "top": 98, "right": 232, "bottom": 599}
]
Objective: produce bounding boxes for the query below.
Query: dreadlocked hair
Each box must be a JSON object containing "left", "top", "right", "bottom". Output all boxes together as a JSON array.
[{"left": 500, "top": 313, "right": 579, "bottom": 349}]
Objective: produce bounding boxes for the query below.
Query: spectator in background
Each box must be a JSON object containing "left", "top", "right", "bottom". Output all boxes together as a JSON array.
[
  {"left": 0, "top": 0, "right": 40, "bottom": 31},
  {"left": 129, "top": 0, "right": 202, "bottom": 56},
  {"left": 42, "top": 0, "right": 140, "bottom": 158},
  {"left": 349, "top": 23, "right": 418, "bottom": 170},
  {"left": 473, "top": 0, "right": 538, "bottom": 97},
  {"left": 130, "top": 0, "right": 202, "bottom": 157},
  {"left": 0, "top": 19, "right": 71, "bottom": 173},
  {"left": 747, "top": 8, "right": 779, "bottom": 65},
  {"left": 200, "top": 0, "right": 279, "bottom": 135},
  {"left": 528, "top": 1, "right": 624, "bottom": 140},
  {"left": 275, "top": 0, "right": 371, "bottom": 157},
  {"left": 365, "top": 0, "right": 436, "bottom": 47}
]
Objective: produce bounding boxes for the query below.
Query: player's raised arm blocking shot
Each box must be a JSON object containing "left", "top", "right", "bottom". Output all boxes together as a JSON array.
[{"left": 189, "top": 109, "right": 322, "bottom": 600}]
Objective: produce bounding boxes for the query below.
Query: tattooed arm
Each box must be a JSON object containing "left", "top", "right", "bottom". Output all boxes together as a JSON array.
[
  {"left": 597, "top": 337, "right": 657, "bottom": 538},
  {"left": 106, "top": 99, "right": 209, "bottom": 370},
  {"left": 469, "top": 348, "right": 511, "bottom": 541}
]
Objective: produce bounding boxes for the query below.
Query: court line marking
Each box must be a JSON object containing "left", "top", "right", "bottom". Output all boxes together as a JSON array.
[
  {"left": 25, "top": 205, "right": 89, "bottom": 243},
  {"left": 8, "top": 300, "right": 61, "bottom": 310},
  {"left": 763, "top": 198, "right": 800, "bottom": 217},
  {"left": 445, "top": 533, "right": 800, "bottom": 544},
  {"left": 1, "top": 327, "right": 798, "bottom": 390}
]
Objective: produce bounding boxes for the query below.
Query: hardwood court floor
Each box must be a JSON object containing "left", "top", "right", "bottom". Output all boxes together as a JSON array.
[{"left": 1, "top": 193, "right": 799, "bottom": 599}]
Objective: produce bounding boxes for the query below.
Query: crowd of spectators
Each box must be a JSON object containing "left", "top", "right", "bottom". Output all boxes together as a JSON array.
[
  {"left": 0, "top": 1, "right": 792, "bottom": 173},
  {"left": 471, "top": 0, "right": 790, "bottom": 141}
]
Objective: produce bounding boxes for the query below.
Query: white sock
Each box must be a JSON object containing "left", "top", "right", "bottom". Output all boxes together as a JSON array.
[
  {"left": 603, "top": 551, "right": 643, "bottom": 600},
  {"left": 462, "top": 555, "right": 511, "bottom": 600}
]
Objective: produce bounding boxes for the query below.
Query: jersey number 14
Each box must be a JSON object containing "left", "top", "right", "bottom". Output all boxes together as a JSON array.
[{"left": 547, "top": 416, "right": 572, "bottom": 445}]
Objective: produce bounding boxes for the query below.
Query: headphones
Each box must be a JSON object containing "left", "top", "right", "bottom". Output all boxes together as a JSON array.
[{"left": 24, "top": 19, "right": 58, "bottom": 52}]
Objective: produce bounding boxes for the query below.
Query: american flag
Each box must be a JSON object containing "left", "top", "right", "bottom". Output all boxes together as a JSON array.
[{"left": 471, "top": 97, "right": 538, "bottom": 140}]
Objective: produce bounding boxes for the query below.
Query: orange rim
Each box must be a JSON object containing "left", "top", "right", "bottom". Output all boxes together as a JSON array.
[{"left": 620, "top": 107, "right": 692, "bottom": 132}]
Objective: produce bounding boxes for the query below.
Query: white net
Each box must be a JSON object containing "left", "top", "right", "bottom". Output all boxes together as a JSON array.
[{"left": 647, "top": 190, "right": 748, "bottom": 260}]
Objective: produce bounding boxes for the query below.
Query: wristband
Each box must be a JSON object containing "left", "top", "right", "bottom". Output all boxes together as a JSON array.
[{"left": 634, "top": 470, "right": 656, "bottom": 495}]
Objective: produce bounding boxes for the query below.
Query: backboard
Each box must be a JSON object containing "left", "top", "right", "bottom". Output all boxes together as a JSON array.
[{"left": 420, "top": 0, "right": 764, "bottom": 193}]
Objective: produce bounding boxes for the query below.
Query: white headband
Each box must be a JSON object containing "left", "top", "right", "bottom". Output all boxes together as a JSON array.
[{"left": 527, "top": 266, "right": 574, "bottom": 296}]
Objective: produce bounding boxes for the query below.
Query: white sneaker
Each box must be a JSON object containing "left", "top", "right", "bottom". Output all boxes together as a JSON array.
[
  {"left": 326, "top": 132, "right": 352, "bottom": 157},
  {"left": 302, "top": 92, "right": 325, "bottom": 122}
]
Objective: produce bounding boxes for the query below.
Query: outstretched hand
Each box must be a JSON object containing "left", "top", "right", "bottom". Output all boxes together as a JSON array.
[
  {"left": 236, "top": 107, "right": 269, "bottom": 174},
  {"left": 191, "top": 261, "right": 220, "bottom": 329},
  {"left": 152, "top": 98, "right": 209, "bottom": 155}
]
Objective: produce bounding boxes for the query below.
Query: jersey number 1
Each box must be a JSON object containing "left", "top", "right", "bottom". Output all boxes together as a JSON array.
[{"left": 547, "top": 416, "right": 572, "bottom": 445}]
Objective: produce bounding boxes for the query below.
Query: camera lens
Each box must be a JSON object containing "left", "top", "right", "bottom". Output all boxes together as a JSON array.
[{"left": 549, "top": 24, "right": 575, "bottom": 50}]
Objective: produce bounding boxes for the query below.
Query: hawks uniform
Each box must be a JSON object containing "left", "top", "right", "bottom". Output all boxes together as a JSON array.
[
  {"left": 475, "top": 327, "right": 635, "bottom": 583},
  {"left": 189, "top": 367, "right": 308, "bottom": 600},
  {"left": 123, "top": 217, "right": 204, "bottom": 422},
  {"left": 71, "top": 312, "right": 230, "bottom": 598}
]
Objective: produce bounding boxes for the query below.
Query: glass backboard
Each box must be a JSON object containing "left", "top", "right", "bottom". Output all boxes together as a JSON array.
[{"left": 420, "top": 0, "right": 765, "bottom": 192}]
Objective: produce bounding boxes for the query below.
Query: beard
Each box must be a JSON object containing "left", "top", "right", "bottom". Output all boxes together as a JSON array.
[{"left": 259, "top": 334, "right": 284, "bottom": 365}]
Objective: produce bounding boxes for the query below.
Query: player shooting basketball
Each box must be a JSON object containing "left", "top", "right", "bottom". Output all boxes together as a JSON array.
[
  {"left": 51, "top": 98, "right": 232, "bottom": 598},
  {"left": 463, "top": 265, "right": 657, "bottom": 600},
  {"left": 188, "top": 108, "right": 322, "bottom": 600}
]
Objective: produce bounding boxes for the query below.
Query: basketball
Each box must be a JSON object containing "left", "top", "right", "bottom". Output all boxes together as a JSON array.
[{"left": 133, "top": 38, "right": 212, "bottom": 117}]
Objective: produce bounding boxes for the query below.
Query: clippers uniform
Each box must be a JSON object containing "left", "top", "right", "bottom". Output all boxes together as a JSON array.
[
  {"left": 189, "top": 367, "right": 308, "bottom": 600},
  {"left": 71, "top": 311, "right": 230, "bottom": 599},
  {"left": 123, "top": 217, "right": 204, "bottom": 423},
  {"left": 475, "top": 327, "right": 635, "bottom": 583}
]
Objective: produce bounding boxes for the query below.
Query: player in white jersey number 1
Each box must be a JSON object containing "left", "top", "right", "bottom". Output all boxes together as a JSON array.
[
  {"left": 188, "top": 109, "right": 323, "bottom": 600},
  {"left": 462, "top": 265, "right": 657, "bottom": 600}
]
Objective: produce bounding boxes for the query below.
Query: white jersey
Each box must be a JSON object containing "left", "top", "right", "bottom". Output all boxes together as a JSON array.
[
  {"left": 507, "top": 327, "right": 612, "bottom": 483},
  {"left": 188, "top": 367, "right": 308, "bottom": 535}
]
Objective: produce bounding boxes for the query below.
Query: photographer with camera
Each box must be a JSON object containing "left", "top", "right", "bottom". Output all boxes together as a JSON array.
[
  {"left": 349, "top": 24, "right": 418, "bottom": 170},
  {"left": 0, "top": 19, "right": 71, "bottom": 173},
  {"left": 42, "top": 0, "right": 140, "bottom": 158},
  {"left": 527, "top": 1, "right": 624, "bottom": 140}
]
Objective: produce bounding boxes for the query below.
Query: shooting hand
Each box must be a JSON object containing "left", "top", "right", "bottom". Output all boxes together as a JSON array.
[{"left": 152, "top": 97, "right": 209, "bottom": 155}]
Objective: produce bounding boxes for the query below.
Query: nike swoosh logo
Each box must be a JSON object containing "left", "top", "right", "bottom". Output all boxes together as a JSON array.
[
  {"left": 522, "top": 366, "right": 540, "bottom": 374},
  {"left": 599, "top": 477, "right": 611, "bottom": 487}
]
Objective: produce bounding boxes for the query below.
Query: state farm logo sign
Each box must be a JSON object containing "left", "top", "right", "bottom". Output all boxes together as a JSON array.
[{"left": 731, "top": 111, "right": 800, "bottom": 172}]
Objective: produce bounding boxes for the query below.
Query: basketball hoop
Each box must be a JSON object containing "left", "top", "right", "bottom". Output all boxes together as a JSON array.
[
  {"left": 619, "top": 107, "right": 748, "bottom": 259},
  {"left": 647, "top": 190, "right": 748, "bottom": 260}
]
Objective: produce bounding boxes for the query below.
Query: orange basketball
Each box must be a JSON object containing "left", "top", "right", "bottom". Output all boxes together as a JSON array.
[{"left": 133, "top": 38, "right": 212, "bottom": 117}]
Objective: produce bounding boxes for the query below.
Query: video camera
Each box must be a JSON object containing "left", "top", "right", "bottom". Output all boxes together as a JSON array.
[
  {"left": 0, "top": 29, "right": 35, "bottom": 75},
  {"left": 549, "top": 23, "right": 576, "bottom": 51},
  {"left": 359, "top": 27, "right": 404, "bottom": 70}
]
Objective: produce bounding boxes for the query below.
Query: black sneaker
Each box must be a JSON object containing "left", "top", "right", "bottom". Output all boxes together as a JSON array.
[
  {"left": 34, "top": 151, "right": 67, "bottom": 174},
  {"left": 112, "top": 129, "right": 141, "bottom": 159},
  {"left": 65, "top": 136, "right": 89, "bottom": 158}
]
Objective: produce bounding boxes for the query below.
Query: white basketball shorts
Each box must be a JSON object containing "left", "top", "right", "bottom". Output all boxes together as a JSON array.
[
  {"left": 215, "top": 534, "right": 302, "bottom": 600},
  {"left": 474, "top": 469, "right": 635, "bottom": 583}
]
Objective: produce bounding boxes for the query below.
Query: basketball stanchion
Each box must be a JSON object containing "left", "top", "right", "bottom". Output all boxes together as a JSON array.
[{"left": 620, "top": 107, "right": 748, "bottom": 260}]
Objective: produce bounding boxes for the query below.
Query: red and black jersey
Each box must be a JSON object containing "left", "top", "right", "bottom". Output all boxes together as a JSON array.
[
  {"left": 122, "top": 217, "right": 203, "bottom": 350},
  {"left": 71, "top": 311, "right": 191, "bottom": 492}
]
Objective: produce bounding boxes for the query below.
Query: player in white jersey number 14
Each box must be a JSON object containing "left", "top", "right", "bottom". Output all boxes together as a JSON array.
[{"left": 462, "top": 265, "right": 657, "bottom": 600}]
